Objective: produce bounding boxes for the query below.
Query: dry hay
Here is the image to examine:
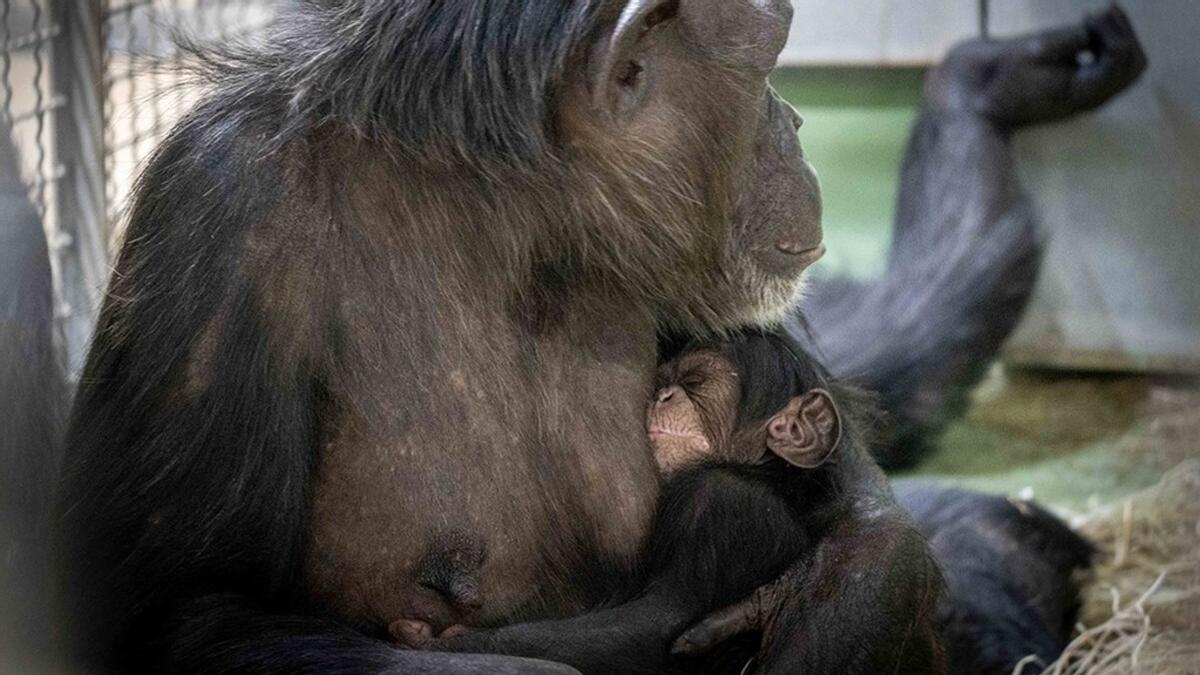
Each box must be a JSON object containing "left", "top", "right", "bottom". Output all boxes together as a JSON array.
[{"left": 1026, "top": 459, "right": 1200, "bottom": 675}]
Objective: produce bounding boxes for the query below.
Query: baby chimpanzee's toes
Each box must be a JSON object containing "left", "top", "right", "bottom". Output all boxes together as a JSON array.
[{"left": 389, "top": 618, "right": 436, "bottom": 647}]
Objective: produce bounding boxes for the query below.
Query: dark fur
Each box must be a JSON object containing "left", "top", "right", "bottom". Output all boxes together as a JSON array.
[
  {"left": 53, "top": 1, "right": 806, "bottom": 672},
  {"left": 895, "top": 482, "right": 1094, "bottom": 675},
  {"left": 185, "top": 0, "right": 603, "bottom": 163},
  {"left": 51, "top": 6, "right": 570, "bottom": 666},
  {"left": 419, "top": 336, "right": 1092, "bottom": 675},
  {"left": 794, "top": 115, "right": 1041, "bottom": 470},
  {"left": 8, "top": 5, "right": 1137, "bottom": 673}
]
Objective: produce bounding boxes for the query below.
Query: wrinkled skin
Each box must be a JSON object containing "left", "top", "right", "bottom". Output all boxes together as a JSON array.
[{"left": 395, "top": 333, "right": 943, "bottom": 675}]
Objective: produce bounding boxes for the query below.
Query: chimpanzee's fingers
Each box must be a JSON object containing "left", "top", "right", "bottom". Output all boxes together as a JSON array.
[
  {"left": 1072, "top": 4, "right": 1148, "bottom": 110},
  {"left": 389, "top": 618, "right": 436, "bottom": 648},
  {"left": 1091, "top": 5, "right": 1148, "bottom": 74},
  {"left": 671, "top": 592, "right": 765, "bottom": 656},
  {"left": 439, "top": 624, "right": 470, "bottom": 640},
  {"left": 670, "top": 604, "right": 752, "bottom": 656},
  {"left": 1110, "top": 3, "right": 1136, "bottom": 35},
  {"left": 1020, "top": 24, "right": 1090, "bottom": 64}
]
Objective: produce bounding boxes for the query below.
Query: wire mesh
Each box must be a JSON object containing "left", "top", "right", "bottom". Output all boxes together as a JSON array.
[
  {"left": 1, "top": 0, "right": 276, "bottom": 371},
  {"left": 2, "top": 0, "right": 60, "bottom": 245},
  {"left": 102, "top": 0, "right": 275, "bottom": 236}
]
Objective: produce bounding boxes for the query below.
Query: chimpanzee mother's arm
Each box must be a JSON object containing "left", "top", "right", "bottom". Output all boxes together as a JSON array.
[{"left": 674, "top": 447, "right": 946, "bottom": 674}]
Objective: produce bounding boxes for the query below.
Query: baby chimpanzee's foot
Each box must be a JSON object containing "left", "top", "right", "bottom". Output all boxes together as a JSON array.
[
  {"left": 389, "top": 618, "right": 434, "bottom": 647},
  {"left": 390, "top": 618, "right": 470, "bottom": 648}
]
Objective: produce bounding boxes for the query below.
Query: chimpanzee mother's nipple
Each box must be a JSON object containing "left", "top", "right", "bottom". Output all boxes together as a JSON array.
[{"left": 417, "top": 529, "right": 487, "bottom": 613}]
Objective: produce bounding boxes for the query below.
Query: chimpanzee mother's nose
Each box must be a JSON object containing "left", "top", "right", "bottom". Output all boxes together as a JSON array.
[{"left": 657, "top": 385, "right": 684, "bottom": 404}]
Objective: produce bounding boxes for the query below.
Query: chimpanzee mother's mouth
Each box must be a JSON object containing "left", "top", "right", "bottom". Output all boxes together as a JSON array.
[{"left": 774, "top": 243, "right": 826, "bottom": 266}]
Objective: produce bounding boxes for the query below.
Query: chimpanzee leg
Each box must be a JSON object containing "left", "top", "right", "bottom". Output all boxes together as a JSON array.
[
  {"left": 397, "top": 467, "right": 822, "bottom": 675},
  {"left": 147, "top": 594, "right": 581, "bottom": 674},
  {"left": 795, "top": 7, "right": 1146, "bottom": 468},
  {"left": 392, "top": 594, "right": 697, "bottom": 675}
]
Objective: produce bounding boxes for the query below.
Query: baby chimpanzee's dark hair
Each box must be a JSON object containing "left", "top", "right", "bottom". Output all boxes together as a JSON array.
[
  {"left": 724, "top": 330, "right": 828, "bottom": 428},
  {"left": 666, "top": 328, "right": 882, "bottom": 452}
]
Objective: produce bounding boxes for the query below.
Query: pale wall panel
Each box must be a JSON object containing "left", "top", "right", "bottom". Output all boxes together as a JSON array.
[{"left": 783, "top": 0, "right": 979, "bottom": 66}]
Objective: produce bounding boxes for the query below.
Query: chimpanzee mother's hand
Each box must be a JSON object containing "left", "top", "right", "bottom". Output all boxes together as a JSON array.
[
  {"left": 926, "top": 5, "right": 1147, "bottom": 129},
  {"left": 673, "top": 513, "right": 946, "bottom": 674},
  {"left": 669, "top": 568, "right": 796, "bottom": 658}
]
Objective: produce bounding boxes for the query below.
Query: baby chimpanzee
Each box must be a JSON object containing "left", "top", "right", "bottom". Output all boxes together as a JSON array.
[
  {"left": 394, "top": 330, "right": 944, "bottom": 674},
  {"left": 646, "top": 342, "right": 841, "bottom": 475}
]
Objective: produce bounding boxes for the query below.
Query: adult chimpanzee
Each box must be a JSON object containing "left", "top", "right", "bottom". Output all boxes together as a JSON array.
[
  {"left": 1, "top": 122, "right": 63, "bottom": 672},
  {"left": 55, "top": 1, "right": 834, "bottom": 671},
  {"left": 388, "top": 330, "right": 944, "bottom": 675},
  {"left": 794, "top": 6, "right": 1147, "bottom": 468},
  {"left": 4, "top": 2, "right": 1136, "bottom": 674}
]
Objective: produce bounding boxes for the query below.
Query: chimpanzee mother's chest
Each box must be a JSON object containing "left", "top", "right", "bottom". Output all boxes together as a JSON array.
[{"left": 303, "top": 325, "right": 662, "bottom": 632}]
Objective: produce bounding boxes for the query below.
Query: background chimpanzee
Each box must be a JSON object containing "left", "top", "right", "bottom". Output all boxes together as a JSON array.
[
  {"left": 0, "top": 121, "right": 63, "bottom": 671},
  {"left": 894, "top": 482, "right": 1094, "bottom": 675},
  {"left": 388, "top": 329, "right": 944, "bottom": 674},
  {"left": 0, "top": 1, "right": 1144, "bottom": 673},
  {"left": 794, "top": 6, "right": 1147, "bottom": 468}
]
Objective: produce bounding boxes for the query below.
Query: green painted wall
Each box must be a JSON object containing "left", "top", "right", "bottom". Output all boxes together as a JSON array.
[{"left": 770, "top": 67, "right": 926, "bottom": 280}]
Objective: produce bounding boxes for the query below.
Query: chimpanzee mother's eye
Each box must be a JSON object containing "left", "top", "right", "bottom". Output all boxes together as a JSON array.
[{"left": 677, "top": 372, "right": 707, "bottom": 393}]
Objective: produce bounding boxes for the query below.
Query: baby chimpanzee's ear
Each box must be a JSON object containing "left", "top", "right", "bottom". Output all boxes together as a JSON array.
[{"left": 766, "top": 390, "right": 842, "bottom": 469}]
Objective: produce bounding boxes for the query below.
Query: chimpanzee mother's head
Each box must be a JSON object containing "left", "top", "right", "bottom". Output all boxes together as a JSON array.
[{"left": 267, "top": 0, "right": 822, "bottom": 331}]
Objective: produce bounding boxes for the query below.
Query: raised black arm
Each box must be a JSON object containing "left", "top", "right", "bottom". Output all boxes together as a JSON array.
[{"left": 794, "top": 6, "right": 1147, "bottom": 468}]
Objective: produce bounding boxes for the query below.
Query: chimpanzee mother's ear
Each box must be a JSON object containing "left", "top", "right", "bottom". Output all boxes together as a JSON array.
[
  {"left": 591, "top": 0, "right": 680, "bottom": 122},
  {"left": 766, "top": 389, "right": 842, "bottom": 469}
]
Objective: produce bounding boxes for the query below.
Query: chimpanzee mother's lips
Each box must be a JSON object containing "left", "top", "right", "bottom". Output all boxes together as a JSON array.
[{"left": 775, "top": 242, "right": 826, "bottom": 267}]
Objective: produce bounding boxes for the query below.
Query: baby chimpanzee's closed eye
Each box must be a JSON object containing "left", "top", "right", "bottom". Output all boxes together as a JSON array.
[{"left": 648, "top": 340, "right": 842, "bottom": 473}]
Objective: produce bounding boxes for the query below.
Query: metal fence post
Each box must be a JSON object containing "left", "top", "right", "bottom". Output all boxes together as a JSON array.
[{"left": 50, "top": 0, "right": 105, "bottom": 374}]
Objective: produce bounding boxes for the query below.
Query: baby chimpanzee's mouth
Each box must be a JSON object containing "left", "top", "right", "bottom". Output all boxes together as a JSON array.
[
  {"left": 648, "top": 429, "right": 703, "bottom": 442},
  {"left": 647, "top": 428, "right": 712, "bottom": 450}
]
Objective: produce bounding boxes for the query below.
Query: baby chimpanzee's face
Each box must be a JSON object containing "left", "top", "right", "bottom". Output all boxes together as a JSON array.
[
  {"left": 648, "top": 347, "right": 842, "bottom": 474},
  {"left": 647, "top": 349, "right": 743, "bottom": 473}
]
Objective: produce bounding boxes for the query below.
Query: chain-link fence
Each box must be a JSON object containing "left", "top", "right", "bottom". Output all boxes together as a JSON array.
[
  {"left": 2, "top": 0, "right": 275, "bottom": 371},
  {"left": 104, "top": 1, "right": 275, "bottom": 234}
]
